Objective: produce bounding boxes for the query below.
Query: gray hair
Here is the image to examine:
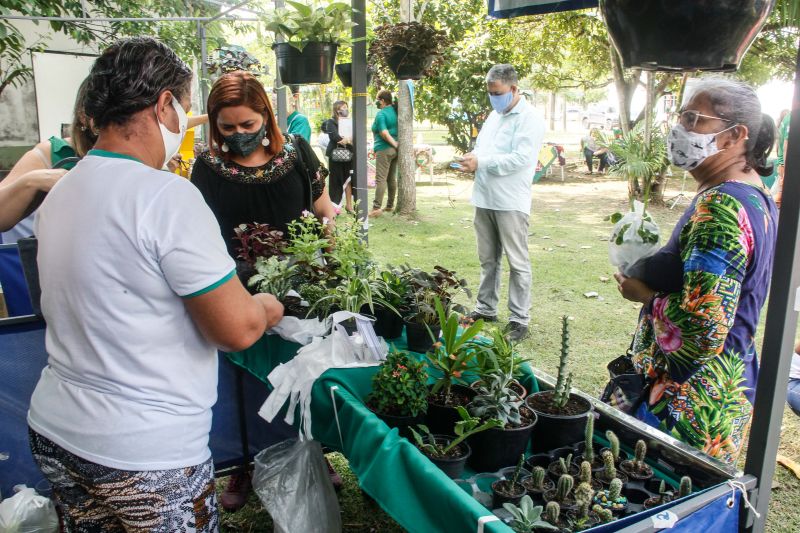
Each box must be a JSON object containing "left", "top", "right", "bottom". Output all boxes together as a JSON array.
[
  {"left": 486, "top": 64, "right": 518, "bottom": 86},
  {"left": 690, "top": 78, "right": 775, "bottom": 177}
]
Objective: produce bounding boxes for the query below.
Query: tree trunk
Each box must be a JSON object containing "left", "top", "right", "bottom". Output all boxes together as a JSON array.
[
  {"left": 549, "top": 92, "right": 556, "bottom": 131},
  {"left": 609, "top": 47, "right": 639, "bottom": 134},
  {"left": 561, "top": 97, "right": 567, "bottom": 131},
  {"left": 394, "top": 0, "right": 417, "bottom": 217}
]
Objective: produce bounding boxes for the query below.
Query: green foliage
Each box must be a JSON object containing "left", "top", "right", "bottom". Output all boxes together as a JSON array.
[
  {"left": 601, "top": 450, "right": 616, "bottom": 482},
  {"left": 206, "top": 45, "right": 263, "bottom": 78},
  {"left": 552, "top": 315, "right": 574, "bottom": 410},
  {"left": 284, "top": 211, "right": 330, "bottom": 280},
  {"left": 296, "top": 282, "right": 330, "bottom": 316},
  {"left": 409, "top": 406, "right": 501, "bottom": 458},
  {"left": 472, "top": 326, "right": 530, "bottom": 380},
  {"left": 606, "top": 123, "right": 669, "bottom": 208},
  {"left": 377, "top": 268, "right": 412, "bottom": 314},
  {"left": 467, "top": 367, "right": 525, "bottom": 427},
  {"left": 248, "top": 256, "right": 297, "bottom": 300},
  {"left": 325, "top": 207, "right": 373, "bottom": 280},
  {"left": 679, "top": 476, "right": 692, "bottom": 498},
  {"left": 311, "top": 276, "right": 393, "bottom": 315},
  {"left": 584, "top": 415, "right": 595, "bottom": 463},
  {"left": 511, "top": 454, "right": 526, "bottom": 486},
  {"left": 402, "top": 265, "right": 471, "bottom": 325},
  {"left": 555, "top": 474, "right": 574, "bottom": 502},
  {"left": 426, "top": 297, "right": 483, "bottom": 399},
  {"left": 606, "top": 430, "right": 620, "bottom": 463},
  {"left": 368, "top": 22, "right": 449, "bottom": 83},
  {"left": 261, "top": 0, "right": 355, "bottom": 50},
  {"left": 503, "top": 495, "right": 558, "bottom": 533},
  {"left": 558, "top": 454, "right": 573, "bottom": 476},
  {"left": 737, "top": 0, "right": 800, "bottom": 85},
  {"left": 367, "top": 351, "right": 428, "bottom": 417},
  {"left": 544, "top": 501, "right": 561, "bottom": 525}
]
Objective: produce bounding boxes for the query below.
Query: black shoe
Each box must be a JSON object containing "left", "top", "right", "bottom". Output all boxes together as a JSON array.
[
  {"left": 467, "top": 311, "right": 498, "bottom": 323},
  {"left": 505, "top": 322, "right": 529, "bottom": 342}
]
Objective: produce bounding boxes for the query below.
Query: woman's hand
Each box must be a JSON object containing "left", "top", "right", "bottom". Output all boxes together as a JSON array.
[{"left": 614, "top": 272, "right": 657, "bottom": 304}]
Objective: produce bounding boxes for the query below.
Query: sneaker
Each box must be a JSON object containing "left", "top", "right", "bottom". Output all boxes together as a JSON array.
[
  {"left": 467, "top": 311, "right": 498, "bottom": 323},
  {"left": 369, "top": 208, "right": 383, "bottom": 218},
  {"left": 384, "top": 206, "right": 393, "bottom": 212},
  {"left": 326, "top": 457, "right": 343, "bottom": 492},
  {"left": 505, "top": 321, "right": 529, "bottom": 342},
  {"left": 220, "top": 472, "right": 251, "bottom": 512}
]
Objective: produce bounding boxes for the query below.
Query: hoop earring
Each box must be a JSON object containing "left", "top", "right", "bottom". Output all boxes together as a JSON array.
[{"left": 221, "top": 143, "right": 229, "bottom": 153}]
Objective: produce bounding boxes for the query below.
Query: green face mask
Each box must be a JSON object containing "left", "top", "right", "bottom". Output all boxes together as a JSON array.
[{"left": 223, "top": 123, "right": 266, "bottom": 156}]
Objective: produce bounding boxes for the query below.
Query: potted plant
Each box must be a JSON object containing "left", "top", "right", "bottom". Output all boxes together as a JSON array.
[
  {"left": 335, "top": 62, "right": 374, "bottom": 88},
  {"left": 424, "top": 298, "right": 484, "bottom": 434},
  {"left": 284, "top": 211, "right": 331, "bottom": 283},
  {"left": 311, "top": 276, "right": 396, "bottom": 333},
  {"left": 470, "top": 327, "right": 530, "bottom": 399},
  {"left": 492, "top": 455, "right": 527, "bottom": 509},
  {"left": 600, "top": 0, "right": 774, "bottom": 71},
  {"left": 503, "top": 495, "right": 558, "bottom": 532},
  {"left": 643, "top": 480, "right": 673, "bottom": 510},
  {"left": 372, "top": 268, "right": 409, "bottom": 339},
  {"left": 369, "top": 21, "right": 449, "bottom": 80},
  {"left": 577, "top": 461, "right": 602, "bottom": 492},
  {"left": 591, "top": 504, "right": 616, "bottom": 525},
  {"left": 594, "top": 477, "right": 628, "bottom": 515},
  {"left": 568, "top": 482, "right": 599, "bottom": 531},
  {"left": 263, "top": 0, "right": 355, "bottom": 85},
  {"left": 543, "top": 474, "right": 577, "bottom": 513},
  {"left": 247, "top": 256, "right": 305, "bottom": 317},
  {"left": 547, "top": 454, "right": 578, "bottom": 483},
  {"left": 573, "top": 415, "right": 603, "bottom": 472},
  {"left": 598, "top": 450, "right": 629, "bottom": 487},
  {"left": 620, "top": 440, "right": 654, "bottom": 482},
  {"left": 409, "top": 406, "right": 501, "bottom": 479},
  {"left": 526, "top": 316, "right": 593, "bottom": 452},
  {"left": 205, "top": 45, "right": 263, "bottom": 81},
  {"left": 678, "top": 476, "right": 692, "bottom": 499},
  {"left": 366, "top": 351, "right": 427, "bottom": 436},
  {"left": 600, "top": 430, "right": 623, "bottom": 466},
  {"left": 544, "top": 501, "right": 570, "bottom": 532},
  {"left": 466, "top": 366, "right": 538, "bottom": 472},
  {"left": 522, "top": 466, "right": 555, "bottom": 502}
]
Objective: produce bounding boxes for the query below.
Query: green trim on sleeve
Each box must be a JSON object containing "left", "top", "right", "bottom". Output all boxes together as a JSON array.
[
  {"left": 87, "top": 149, "right": 144, "bottom": 164},
  {"left": 182, "top": 269, "right": 236, "bottom": 299}
]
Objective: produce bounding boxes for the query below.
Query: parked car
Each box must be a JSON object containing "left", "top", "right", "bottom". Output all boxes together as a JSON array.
[
  {"left": 566, "top": 107, "right": 581, "bottom": 121},
  {"left": 582, "top": 105, "right": 619, "bottom": 129}
]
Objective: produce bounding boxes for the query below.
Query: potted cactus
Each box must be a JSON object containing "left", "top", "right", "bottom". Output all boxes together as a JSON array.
[
  {"left": 600, "top": 430, "right": 623, "bottom": 465},
  {"left": 548, "top": 453, "right": 579, "bottom": 482},
  {"left": 544, "top": 501, "right": 570, "bottom": 531},
  {"left": 592, "top": 504, "right": 616, "bottom": 524},
  {"left": 574, "top": 415, "right": 603, "bottom": 472},
  {"left": 366, "top": 351, "right": 428, "bottom": 436},
  {"left": 544, "top": 474, "right": 577, "bottom": 513},
  {"left": 503, "top": 495, "right": 558, "bottom": 532},
  {"left": 491, "top": 455, "right": 527, "bottom": 509},
  {"left": 594, "top": 477, "right": 628, "bottom": 515},
  {"left": 678, "top": 476, "right": 693, "bottom": 498},
  {"left": 526, "top": 316, "right": 593, "bottom": 452},
  {"left": 522, "top": 466, "right": 555, "bottom": 501},
  {"left": 620, "top": 439, "right": 654, "bottom": 481},
  {"left": 568, "top": 482, "right": 600, "bottom": 531},
  {"left": 643, "top": 480, "right": 674, "bottom": 510},
  {"left": 578, "top": 461, "right": 603, "bottom": 491},
  {"left": 598, "top": 450, "right": 629, "bottom": 486}
]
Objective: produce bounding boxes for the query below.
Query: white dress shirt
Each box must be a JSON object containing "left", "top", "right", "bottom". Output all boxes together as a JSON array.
[{"left": 471, "top": 97, "right": 545, "bottom": 214}]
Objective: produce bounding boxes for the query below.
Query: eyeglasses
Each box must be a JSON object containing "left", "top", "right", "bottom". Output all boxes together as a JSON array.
[{"left": 672, "top": 110, "right": 733, "bottom": 130}]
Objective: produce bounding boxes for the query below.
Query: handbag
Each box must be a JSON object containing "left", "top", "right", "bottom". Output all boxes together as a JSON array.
[
  {"left": 331, "top": 145, "right": 352, "bottom": 163},
  {"left": 599, "top": 339, "right": 651, "bottom": 416}
]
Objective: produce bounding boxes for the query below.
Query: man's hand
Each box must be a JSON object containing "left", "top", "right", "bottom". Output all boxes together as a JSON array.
[
  {"left": 614, "top": 272, "right": 657, "bottom": 305},
  {"left": 254, "top": 293, "right": 284, "bottom": 330},
  {"left": 458, "top": 153, "right": 478, "bottom": 173}
]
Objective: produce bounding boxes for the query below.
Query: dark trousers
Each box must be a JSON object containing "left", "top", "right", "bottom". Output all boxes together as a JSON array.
[{"left": 584, "top": 148, "right": 608, "bottom": 173}]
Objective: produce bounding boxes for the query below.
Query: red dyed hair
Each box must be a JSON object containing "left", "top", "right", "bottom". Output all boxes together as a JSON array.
[{"left": 206, "top": 71, "right": 284, "bottom": 158}]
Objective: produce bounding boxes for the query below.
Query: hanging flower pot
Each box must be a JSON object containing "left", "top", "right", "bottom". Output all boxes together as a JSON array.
[
  {"left": 600, "top": 0, "right": 776, "bottom": 71},
  {"left": 334, "top": 63, "right": 374, "bottom": 88},
  {"left": 369, "top": 22, "right": 449, "bottom": 82},
  {"left": 273, "top": 42, "right": 338, "bottom": 85},
  {"left": 386, "top": 46, "right": 436, "bottom": 80}
]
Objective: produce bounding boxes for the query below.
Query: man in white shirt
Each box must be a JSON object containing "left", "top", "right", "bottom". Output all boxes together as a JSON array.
[{"left": 457, "top": 64, "right": 545, "bottom": 342}]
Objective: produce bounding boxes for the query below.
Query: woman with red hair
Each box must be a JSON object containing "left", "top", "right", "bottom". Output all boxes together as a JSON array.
[{"left": 192, "top": 71, "right": 336, "bottom": 257}]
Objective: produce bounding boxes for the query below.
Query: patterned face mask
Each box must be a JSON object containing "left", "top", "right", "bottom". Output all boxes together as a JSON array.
[
  {"left": 667, "top": 123, "right": 737, "bottom": 171},
  {"left": 223, "top": 123, "right": 267, "bottom": 157}
]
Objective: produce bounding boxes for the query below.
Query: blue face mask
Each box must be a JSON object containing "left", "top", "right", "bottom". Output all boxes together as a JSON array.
[{"left": 488, "top": 91, "right": 514, "bottom": 113}]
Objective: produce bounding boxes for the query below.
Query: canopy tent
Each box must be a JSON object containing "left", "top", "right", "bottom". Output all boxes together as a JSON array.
[{"left": 487, "top": 0, "right": 598, "bottom": 18}]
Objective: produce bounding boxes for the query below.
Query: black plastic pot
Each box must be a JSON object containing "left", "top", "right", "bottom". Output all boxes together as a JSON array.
[
  {"left": 425, "top": 384, "right": 476, "bottom": 436},
  {"left": 619, "top": 460, "right": 654, "bottom": 482},
  {"left": 526, "top": 392, "right": 593, "bottom": 453},
  {"left": 600, "top": 0, "right": 775, "bottom": 72},
  {"left": 405, "top": 320, "right": 435, "bottom": 353},
  {"left": 273, "top": 42, "right": 338, "bottom": 85},
  {"left": 467, "top": 410, "right": 537, "bottom": 472},
  {"left": 422, "top": 436, "right": 471, "bottom": 479},
  {"left": 373, "top": 306, "right": 404, "bottom": 339},
  {"left": 334, "top": 63, "right": 373, "bottom": 88},
  {"left": 386, "top": 46, "right": 435, "bottom": 80},
  {"left": 491, "top": 480, "right": 525, "bottom": 510},
  {"left": 368, "top": 404, "right": 423, "bottom": 438}
]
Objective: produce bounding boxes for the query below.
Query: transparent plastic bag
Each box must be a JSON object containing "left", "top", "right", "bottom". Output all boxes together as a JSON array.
[
  {"left": 608, "top": 201, "right": 660, "bottom": 276},
  {"left": 0, "top": 487, "right": 58, "bottom": 533},
  {"left": 253, "top": 439, "right": 341, "bottom": 533}
]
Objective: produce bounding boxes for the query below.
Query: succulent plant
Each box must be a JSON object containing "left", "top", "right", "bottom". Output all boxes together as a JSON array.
[
  {"left": 679, "top": 476, "right": 692, "bottom": 498},
  {"left": 634, "top": 439, "right": 647, "bottom": 470},
  {"left": 545, "top": 501, "right": 561, "bottom": 525},
  {"left": 552, "top": 315, "right": 574, "bottom": 410},
  {"left": 531, "top": 466, "right": 547, "bottom": 491},
  {"left": 558, "top": 456, "right": 570, "bottom": 475},
  {"left": 468, "top": 369, "right": 524, "bottom": 427},
  {"left": 593, "top": 504, "right": 615, "bottom": 523},
  {"left": 579, "top": 461, "right": 592, "bottom": 484},
  {"left": 584, "top": 415, "right": 595, "bottom": 463},
  {"left": 575, "top": 482, "right": 595, "bottom": 518},
  {"left": 511, "top": 454, "right": 525, "bottom": 486},
  {"left": 609, "top": 477, "right": 623, "bottom": 501},
  {"left": 601, "top": 450, "right": 616, "bottom": 481},
  {"left": 555, "top": 474, "right": 574, "bottom": 502},
  {"left": 503, "top": 495, "right": 558, "bottom": 533},
  {"left": 606, "top": 430, "right": 620, "bottom": 463}
]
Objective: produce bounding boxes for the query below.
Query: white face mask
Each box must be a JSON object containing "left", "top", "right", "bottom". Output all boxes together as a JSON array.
[
  {"left": 667, "top": 123, "right": 737, "bottom": 171},
  {"left": 156, "top": 95, "right": 188, "bottom": 167}
]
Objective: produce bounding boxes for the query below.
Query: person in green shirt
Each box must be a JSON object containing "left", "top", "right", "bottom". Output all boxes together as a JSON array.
[
  {"left": 775, "top": 109, "right": 791, "bottom": 208},
  {"left": 287, "top": 91, "right": 312, "bottom": 142},
  {"left": 370, "top": 89, "right": 399, "bottom": 217}
]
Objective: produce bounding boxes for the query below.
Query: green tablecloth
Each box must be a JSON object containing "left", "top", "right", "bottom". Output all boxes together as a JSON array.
[{"left": 228, "top": 333, "right": 539, "bottom": 533}]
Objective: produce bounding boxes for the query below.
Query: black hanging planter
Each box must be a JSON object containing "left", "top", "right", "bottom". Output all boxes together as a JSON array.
[
  {"left": 273, "top": 42, "right": 338, "bottom": 85},
  {"left": 600, "top": 0, "right": 776, "bottom": 71},
  {"left": 386, "top": 46, "right": 435, "bottom": 80},
  {"left": 334, "top": 63, "right": 373, "bottom": 88}
]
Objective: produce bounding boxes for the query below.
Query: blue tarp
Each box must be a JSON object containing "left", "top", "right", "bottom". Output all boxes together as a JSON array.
[{"left": 487, "top": 0, "right": 598, "bottom": 18}]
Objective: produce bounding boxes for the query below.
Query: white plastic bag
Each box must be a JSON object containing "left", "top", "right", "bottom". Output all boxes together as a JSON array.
[
  {"left": 253, "top": 439, "right": 341, "bottom": 533},
  {"left": 608, "top": 200, "right": 660, "bottom": 276},
  {"left": 0, "top": 487, "right": 58, "bottom": 533}
]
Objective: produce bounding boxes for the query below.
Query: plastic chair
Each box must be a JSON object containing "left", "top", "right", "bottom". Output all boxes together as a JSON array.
[
  {"left": 0, "top": 244, "right": 34, "bottom": 317},
  {"left": 533, "top": 144, "right": 560, "bottom": 184}
]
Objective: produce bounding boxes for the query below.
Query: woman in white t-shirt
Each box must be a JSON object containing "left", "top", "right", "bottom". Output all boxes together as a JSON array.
[{"left": 26, "top": 37, "right": 283, "bottom": 532}]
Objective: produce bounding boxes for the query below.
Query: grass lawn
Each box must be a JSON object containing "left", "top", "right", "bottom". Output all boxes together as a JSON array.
[{"left": 219, "top": 168, "right": 800, "bottom": 532}]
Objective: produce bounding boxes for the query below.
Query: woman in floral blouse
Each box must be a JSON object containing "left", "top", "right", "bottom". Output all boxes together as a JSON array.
[{"left": 615, "top": 79, "right": 778, "bottom": 465}]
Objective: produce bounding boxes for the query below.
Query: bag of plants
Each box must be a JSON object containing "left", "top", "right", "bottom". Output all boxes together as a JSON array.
[
  {"left": 253, "top": 439, "right": 342, "bottom": 533},
  {"left": 608, "top": 201, "right": 660, "bottom": 277}
]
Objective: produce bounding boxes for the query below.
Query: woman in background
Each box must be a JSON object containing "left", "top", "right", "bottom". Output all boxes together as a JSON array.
[{"left": 323, "top": 100, "right": 354, "bottom": 211}]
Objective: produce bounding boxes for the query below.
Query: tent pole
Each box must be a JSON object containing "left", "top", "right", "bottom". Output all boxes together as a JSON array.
[
  {"left": 274, "top": 0, "right": 288, "bottom": 130},
  {"left": 198, "top": 21, "right": 210, "bottom": 144},
  {"left": 742, "top": 43, "right": 800, "bottom": 532},
  {"left": 351, "top": 0, "right": 368, "bottom": 229}
]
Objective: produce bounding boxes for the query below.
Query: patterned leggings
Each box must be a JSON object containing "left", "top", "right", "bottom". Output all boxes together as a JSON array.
[{"left": 29, "top": 428, "right": 219, "bottom": 533}]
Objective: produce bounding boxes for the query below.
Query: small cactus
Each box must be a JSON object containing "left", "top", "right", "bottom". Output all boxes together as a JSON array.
[
  {"left": 593, "top": 504, "right": 614, "bottom": 523},
  {"left": 552, "top": 316, "right": 573, "bottom": 409},
  {"left": 556, "top": 474, "right": 574, "bottom": 502},
  {"left": 679, "top": 476, "right": 692, "bottom": 498},
  {"left": 559, "top": 457, "right": 569, "bottom": 475},
  {"left": 511, "top": 454, "right": 525, "bottom": 486},
  {"left": 606, "top": 430, "right": 620, "bottom": 463},
  {"left": 658, "top": 480, "right": 666, "bottom": 496},
  {"left": 575, "top": 481, "right": 595, "bottom": 518},
  {"left": 531, "top": 466, "right": 546, "bottom": 490},
  {"left": 584, "top": 415, "right": 595, "bottom": 463},
  {"left": 579, "top": 461, "right": 592, "bottom": 484},
  {"left": 634, "top": 439, "right": 647, "bottom": 469},
  {"left": 609, "top": 477, "right": 623, "bottom": 501},
  {"left": 545, "top": 501, "right": 560, "bottom": 525},
  {"left": 601, "top": 449, "right": 616, "bottom": 481}
]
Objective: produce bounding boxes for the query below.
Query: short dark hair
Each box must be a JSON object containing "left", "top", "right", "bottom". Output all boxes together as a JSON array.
[{"left": 85, "top": 37, "right": 192, "bottom": 129}]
